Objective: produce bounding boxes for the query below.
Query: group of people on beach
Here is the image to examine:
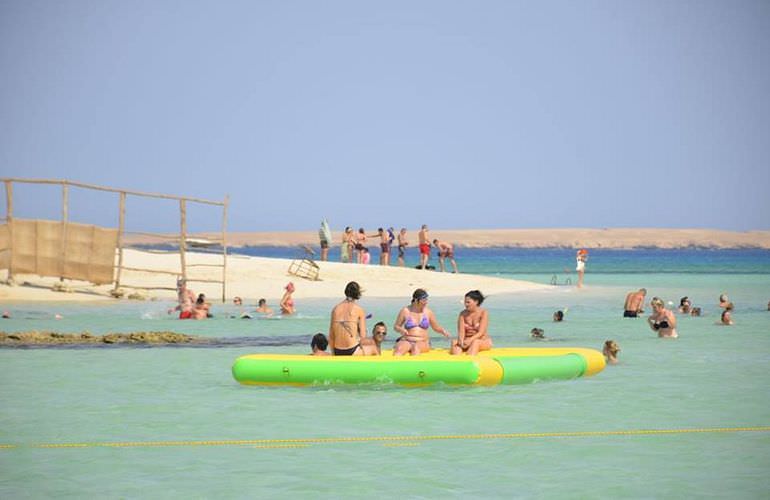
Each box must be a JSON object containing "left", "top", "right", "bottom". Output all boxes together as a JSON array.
[
  {"left": 318, "top": 223, "right": 459, "bottom": 273},
  {"left": 311, "top": 282, "right": 490, "bottom": 357}
]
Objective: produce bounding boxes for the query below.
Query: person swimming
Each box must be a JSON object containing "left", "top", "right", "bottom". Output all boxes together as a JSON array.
[
  {"left": 553, "top": 310, "right": 564, "bottom": 322},
  {"left": 393, "top": 289, "right": 450, "bottom": 356},
  {"left": 530, "top": 328, "right": 546, "bottom": 340},
  {"left": 603, "top": 340, "right": 620, "bottom": 364},
  {"left": 310, "top": 333, "right": 330, "bottom": 356}
]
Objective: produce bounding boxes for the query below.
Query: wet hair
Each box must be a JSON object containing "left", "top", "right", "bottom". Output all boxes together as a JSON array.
[
  {"left": 196, "top": 296, "right": 205, "bottom": 305},
  {"left": 372, "top": 321, "right": 386, "bottom": 334},
  {"left": 679, "top": 296, "right": 689, "bottom": 306},
  {"left": 411, "top": 288, "right": 429, "bottom": 303},
  {"left": 530, "top": 328, "right": 545, "bottom": 339},
  {"left": 311, "top": 333, "right": 328, "bottom": 351},
  {"left": 344, "top": 281, "right": 361, "bottom": 300},
  {"left": 719, "top": 294, "right": 728, "bottom": 303},
  {"left": 553, "top": 310, "right": 564, "bottom": 321},
  {"left": 725, "top": 302, "right": 734, "bottom": 311},
  {"left": 604, "top": 340, "right": 620, "bottom": 354},
  {"left": 720, "top": 310, "right": 730, "bottom": 322},
  {"left": 465, "top": 290, "right": 485, "bottom": 305},
  {"left": 650, "top": 297, "right": 664, "bottom": 308},
  {"left": 691, "top": 307, "right": 702, "bottom": 316},
  {"left": 258, "top": 298, "right": 266, "bottom": 306}
]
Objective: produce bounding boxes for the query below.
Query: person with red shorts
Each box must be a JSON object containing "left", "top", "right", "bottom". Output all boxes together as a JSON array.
[{"left": 418, "top": 224, "right": 431, "bottom": 270}]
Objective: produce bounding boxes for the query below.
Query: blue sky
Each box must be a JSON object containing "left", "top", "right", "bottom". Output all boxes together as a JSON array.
[{"left": 1, "top": 0, "right": 768, "bottom": 233}]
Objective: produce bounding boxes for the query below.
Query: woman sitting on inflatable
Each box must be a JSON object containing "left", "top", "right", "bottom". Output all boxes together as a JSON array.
[
  {"left": 393, "top": 289, "right": 450, "bottom": 356},
  {"left": 451, "top": 290, "right": 492, "bottom": 355}
]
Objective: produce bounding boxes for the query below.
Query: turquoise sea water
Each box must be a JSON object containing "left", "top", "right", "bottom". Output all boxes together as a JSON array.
[{"left": 1, "top": 249, "right": 769, "bottom": 498}]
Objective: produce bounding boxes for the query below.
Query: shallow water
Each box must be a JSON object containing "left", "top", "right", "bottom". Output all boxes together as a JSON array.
[{"left": 1, "top": 250, "right": 769, "bottom": 498}]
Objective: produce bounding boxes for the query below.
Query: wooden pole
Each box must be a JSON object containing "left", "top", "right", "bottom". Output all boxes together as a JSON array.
[
  {"left": 221, "top": 195, "right": 229, "bottom": 303},
  {"left": 60, "top": 182, "right": 68, "bottom": 280},
  {"left": 114, "top": 191, "right": 126, "bottom": 292},
  {"left": 5, "top": 180, "right": 13, "bottom": 282},
  {"left": 179, "top": 199, "right": 187, "bottom": 282}
]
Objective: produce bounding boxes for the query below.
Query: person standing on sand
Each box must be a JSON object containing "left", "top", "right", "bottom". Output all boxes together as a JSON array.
[
  {"left": 318, "top": 219, "right": 331, "bottom": 262},
  {"left": 647, "top": 297, "right": 678, "bottom": 338},
  {"left": 329, "top": 281, "right": 367, "bottom": 356},
  {"left": 576, "top": 249, "right": 588, "bottom": 288},
  {"left": 433, "top": 239, "right": 459, "bottom": 273},
  {"left": 397, "top": 228, "right": 409, "bottom": 267},
  {"left": 340, "top": 227, "right": 353, "bottom": 263},
  {"left": 623, "top": 288, "right": 647, "bottom": 317},
  {"left": 418, "top": 225, "right": 431, "bottom": 270},
  {"left": 376, "top": 228, "right": 390, "bottom": 266}
]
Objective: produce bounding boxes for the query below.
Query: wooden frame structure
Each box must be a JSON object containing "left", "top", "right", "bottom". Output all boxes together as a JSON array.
[{"left": 0, "top": 178, "right": 229, "bottom": 301}]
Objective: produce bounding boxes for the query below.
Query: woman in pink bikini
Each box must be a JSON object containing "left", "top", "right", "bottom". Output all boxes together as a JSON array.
[
  {"left": 280, "top": 282, "right": 296, "bottom": 315},
  {"left": 393, "top": 288, "right": 450, "bottom": 356},
  {"left": 450, "top": 290, "right": 492, "bottom": 355}
]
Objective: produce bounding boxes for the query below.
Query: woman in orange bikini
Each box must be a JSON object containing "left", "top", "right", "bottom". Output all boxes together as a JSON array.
[
  {"left": 393, "top": 288, "right": 450, "bottom": 356},
  {"left": 451, "top": 290, "right": 492, "bottom": 355}
]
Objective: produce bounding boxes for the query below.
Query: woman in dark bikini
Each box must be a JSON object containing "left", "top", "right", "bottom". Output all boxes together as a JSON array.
[
  {"left": 328, "top": 281, "right": 367, "bottom": 355},
  {"left": 393, "top": 288, "right": 450, "bottom": 356},
  {"left": 451, "top": 290, "right": 492, "bottom": 355},
  {"left": 647, "top": 297, "right": 678, "bottom": 338}
]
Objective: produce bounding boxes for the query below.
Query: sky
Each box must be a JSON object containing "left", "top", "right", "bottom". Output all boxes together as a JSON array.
[{"left": 1, "top": 0, "right": 769, "bottom": 233}]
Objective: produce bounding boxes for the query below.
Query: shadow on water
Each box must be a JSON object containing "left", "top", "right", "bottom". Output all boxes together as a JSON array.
[{"left": 0, "top": 334, "right": 315, "bottom": 350}]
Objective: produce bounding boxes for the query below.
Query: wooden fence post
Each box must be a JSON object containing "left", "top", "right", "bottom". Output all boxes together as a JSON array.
[
  {"left": 114, "top": 191, "right": 126, "bottom": 291},
  {"left": 60, "top": 182, "right": 68, "bottom": 280},
  {"left": 179, "top": 199, "right": 187, "bottom": 281},
  {"left": 5, "top": 180, "right": 13, "bottom": 283},
  {"left": 221, "top": 195, "right": 229, "bottom": 302}
]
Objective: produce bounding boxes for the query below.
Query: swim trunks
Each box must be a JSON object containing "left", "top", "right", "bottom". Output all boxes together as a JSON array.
[
  {"left": 179, "top": 311, "right": 192, "bottom": 319},
  {"left": 354, "top": 243, "right": 364, "bottom": 251},
  {"left": 419, "top": 243, "right": 430, "bottom": 256},
  {"left": 333, "top": 344, "right": 360, "bottom": 356},
  {"left": 320, "top": 240, "right": 329, "bottom": 249},
  {"left": 380, "top": 243, "right": 389, "bottom": 253},
  {"left": 623, "top": 310, "right": 638, "bottom": 318},
  {"left": 398, "top": 245, "right": 405, "bottom": 258},
  {"left": 440, "top": 249, "right": 454, "bottom": 258}
]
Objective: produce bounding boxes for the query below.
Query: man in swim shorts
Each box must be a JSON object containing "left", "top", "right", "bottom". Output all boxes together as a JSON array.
[
  {"left": 623, "top": 288, "right": 646, "bottom": 317},
  {"left": 418, "top": 224, "right": 431, "bottom": 270},
  {"left": 397, "top": 228, "right": 408, "bottom": 267},
  {"left": 432, "top": 239, "right": 458, "bottom": 273}
]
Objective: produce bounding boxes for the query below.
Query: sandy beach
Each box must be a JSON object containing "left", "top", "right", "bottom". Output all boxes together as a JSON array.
[
  {"left": 3, "top": 227, "right": 768, "bottom": 304},
  {"left": 129, "top": 228, "right": 770, "bottom": 249},
  {"left": 0, "top": 248, "right": 548, "bottom": 303}
]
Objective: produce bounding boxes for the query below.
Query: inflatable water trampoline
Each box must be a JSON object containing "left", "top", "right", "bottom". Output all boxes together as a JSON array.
[{"left": 232, "top": 347, "right": 605, "bottom": 387}]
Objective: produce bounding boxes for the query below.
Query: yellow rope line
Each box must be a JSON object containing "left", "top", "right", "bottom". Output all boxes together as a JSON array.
[{"left": 0, "top": 426, "right": 766, "bottom": 451}]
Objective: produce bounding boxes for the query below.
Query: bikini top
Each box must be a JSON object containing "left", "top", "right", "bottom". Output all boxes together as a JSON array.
[{"left": 404, "top": 313, "right": 429, "bottom": 330}]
